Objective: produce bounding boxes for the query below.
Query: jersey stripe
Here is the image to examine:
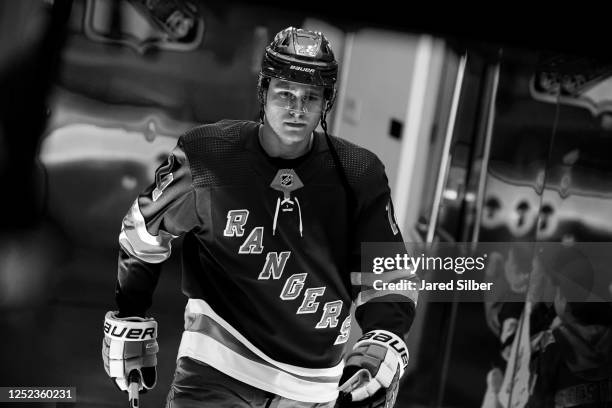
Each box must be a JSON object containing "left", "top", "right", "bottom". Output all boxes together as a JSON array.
[
  {"left": 184, "top": 298, "right": 344, "bottom": 376},
  {"left": 184, "top": 314, "right": 340, "bottom": 383},
  {"left": 350, "top": 269, "right": 415, "bottom": 286},
  {"left": 118, "top": 199, "right": 177, "bottom": 264},
  {"left": 355, "top": 287, "right": 418, "bottom": 307},
  {"left": 351, "top": 270, "right": 419, "bottom": 307},
  {"left": 177, "top": 298, "right": 342, "bottom": 403}
]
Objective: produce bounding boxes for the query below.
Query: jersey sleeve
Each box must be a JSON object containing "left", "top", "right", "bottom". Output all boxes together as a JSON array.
[
  {"left": 116, "top": 137, "right": 201, "bottom": 317},
  {"left": 350, "top": 157, "right": 418, "bottom": 338}
]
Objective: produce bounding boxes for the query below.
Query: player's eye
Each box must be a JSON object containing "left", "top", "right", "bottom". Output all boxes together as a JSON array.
[{"left": 305, "top": 95, "right": 321, "bottom": 102}]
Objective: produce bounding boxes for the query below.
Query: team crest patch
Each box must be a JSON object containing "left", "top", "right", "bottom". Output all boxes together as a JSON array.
[
  {"left": 295, "top": 43, "right": 318, "bottom": 57},
  {"left": 270, "top": 169, "right": 304, "bottom": 199}
]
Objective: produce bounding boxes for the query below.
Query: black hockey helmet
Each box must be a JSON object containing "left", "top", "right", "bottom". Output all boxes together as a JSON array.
[
  {"left": 261, "top": 27, "right": 338, "bottom": 88},
  {"left": 258, "top": 27, "right": 338, "bottom": 113}
]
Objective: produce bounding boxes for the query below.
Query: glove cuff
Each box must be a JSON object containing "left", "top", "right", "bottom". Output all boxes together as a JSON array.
[{"left": 354, "top": 330, "right": 409, "bottom": 378}]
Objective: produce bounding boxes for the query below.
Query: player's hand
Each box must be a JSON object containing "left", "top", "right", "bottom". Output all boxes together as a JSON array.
[
  {"left": 335, "top": 330, "right": 408, "bottom": 408},
  {"left": 102, "top": 311, "right": 158, "bottom": 395}
]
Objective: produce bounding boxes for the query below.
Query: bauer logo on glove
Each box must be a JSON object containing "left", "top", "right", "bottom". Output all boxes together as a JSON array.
[
  {"left": 104, "top": 317, "right": 157, "bottom": 341},
  {"left": 357, "top": 330, "right": 409, "bottom": 369}
]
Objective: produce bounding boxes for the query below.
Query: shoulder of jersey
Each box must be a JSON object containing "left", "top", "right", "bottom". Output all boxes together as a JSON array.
[
  {"left": 325, "top": 134, "right": 384, "bottom": 186},
  {"left": 180, "top": 119, "right": 248, "bottom": 151},
  {"left": 179, "top": 120, "right": 253, "bottom": 187}
]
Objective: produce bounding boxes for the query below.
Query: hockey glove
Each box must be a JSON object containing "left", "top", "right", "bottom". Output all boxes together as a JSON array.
[
  {"left": 102, "top": 311, "right": 158, "bottom": 398},
  {"left": 336, "top": 330, "right": 408, "bottom": 408}
]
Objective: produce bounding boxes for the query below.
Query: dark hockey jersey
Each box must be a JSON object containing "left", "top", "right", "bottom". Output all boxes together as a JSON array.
[{"left": 116, "top": 120, "right": 417, "bottom": 402}]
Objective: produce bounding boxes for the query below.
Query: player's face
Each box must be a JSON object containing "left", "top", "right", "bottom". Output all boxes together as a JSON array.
[{"left": 264, "top": 78, "right": 324, "bottom": 144}]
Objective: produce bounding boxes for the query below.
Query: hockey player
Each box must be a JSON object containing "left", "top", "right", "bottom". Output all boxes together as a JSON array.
[{"left": 102, "top": 27, "right": 417, "bottom": 408}]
